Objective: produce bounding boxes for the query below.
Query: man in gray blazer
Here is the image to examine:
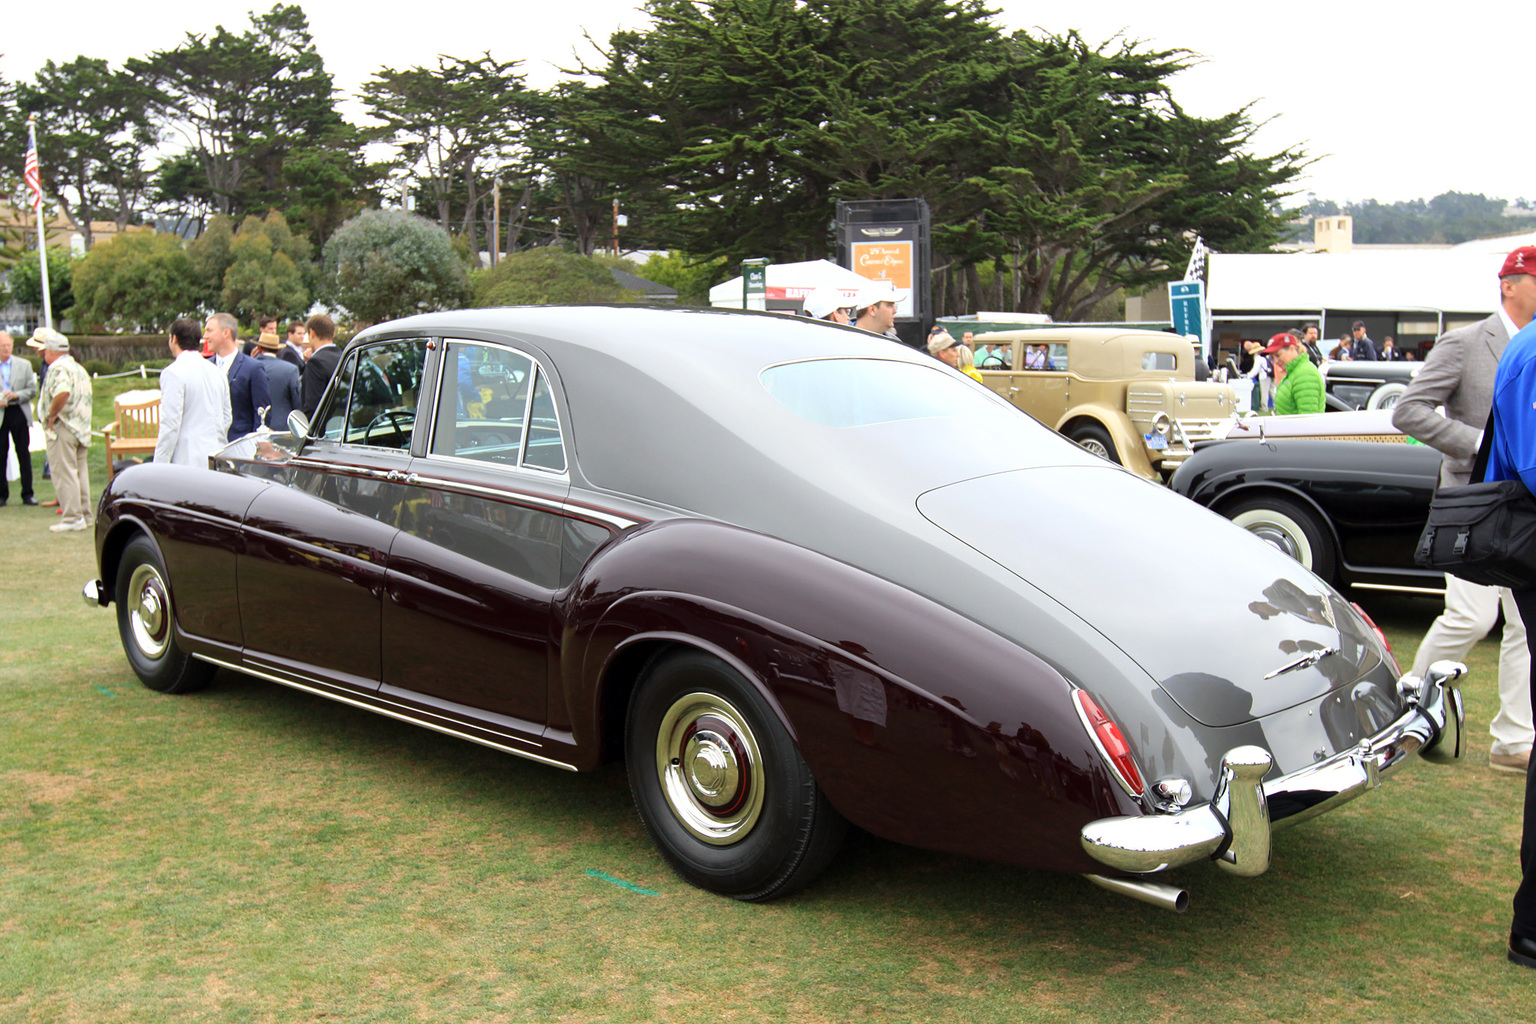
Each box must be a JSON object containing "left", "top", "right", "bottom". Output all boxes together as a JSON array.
[
  {"left": 0, "top": 331, "right": 39, "bottom": 506},
  {"left": 1394, "top": 245, "right": 1536, "bottom": 773}
]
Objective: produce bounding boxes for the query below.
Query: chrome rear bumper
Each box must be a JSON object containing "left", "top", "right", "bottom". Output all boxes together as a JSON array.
[{"left": 1081, "top": 661, "right": 1464, "bottom": 879}]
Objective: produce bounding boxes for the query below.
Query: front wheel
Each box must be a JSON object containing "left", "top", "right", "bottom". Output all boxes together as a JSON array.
[
  {"left": 1065, "top": 422, "right": 1121, "bottom": 465},
  {"left": 626, "top": 649, "right": 846, "bottom": 901},
  {"left": 1224, "top": 495, "right": 1337, "bottom": 584},
  {"left": 115, "top": 535, "right": 215, "bottom": 694}
]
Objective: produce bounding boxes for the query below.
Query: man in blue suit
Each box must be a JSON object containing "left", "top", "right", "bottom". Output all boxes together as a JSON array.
[{"left": 204, "top": 313, "right": 272, "bottom": 441}]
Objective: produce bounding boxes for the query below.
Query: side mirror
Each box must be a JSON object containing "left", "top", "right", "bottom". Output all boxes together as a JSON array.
[{"left": 287, "top": 409, "right": 311, "bottom": 440}]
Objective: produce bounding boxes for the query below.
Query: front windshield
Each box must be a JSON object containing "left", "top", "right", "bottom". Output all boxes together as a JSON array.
[{"left": 761, "top": 358, "right": 1017, "bottom": 427}]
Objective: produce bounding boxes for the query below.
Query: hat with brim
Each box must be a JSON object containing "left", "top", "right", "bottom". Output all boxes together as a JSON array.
[
  {"left": 28, "top": 327, "right": 69, "bottom": 352},
  {"left": 802, "top": 288, "right": 847, "bottom": 320},
  {"left": 851, "top": 281, "right": 909, "bottom": 313},
  {"left": 255, "top": 331, "right": 282, "bottom": 351},
  {"left": 1259, "top": 332, "right": 1297, "bottom": 355}
]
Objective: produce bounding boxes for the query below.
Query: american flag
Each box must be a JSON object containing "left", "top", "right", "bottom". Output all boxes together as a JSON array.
[{"left": 24, "top": 130, "right": 43, "bottom": 211}]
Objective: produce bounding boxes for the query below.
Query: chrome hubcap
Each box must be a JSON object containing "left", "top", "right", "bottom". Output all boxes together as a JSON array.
[
  {"left": 1076, "top": 438, "right": 1111, "bottom": 460},
  {"left": 127, "top": 563, "right": 170, "bottom": 659},
  {"left": 656, "top": 692, "right": 765, "bottom": 845},
  {"left": 1247, "top": 522, "right": 1303, "bottom": 561}
]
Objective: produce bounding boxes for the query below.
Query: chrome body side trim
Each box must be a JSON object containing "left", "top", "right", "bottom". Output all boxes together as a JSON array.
[
  {"left": 1080, "top": 661, "right": 1465, "bottom": 879},
  {"left": 191, "top": 653, "right": 580, "bottom": 772}
]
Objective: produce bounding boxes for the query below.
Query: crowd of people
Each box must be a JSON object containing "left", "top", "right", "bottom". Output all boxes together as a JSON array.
[{"left": 0, "top": 311, "right": 344, "bottom": 536}]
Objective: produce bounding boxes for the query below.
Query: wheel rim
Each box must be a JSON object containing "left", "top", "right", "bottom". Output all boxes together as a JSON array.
[
  {"left": 655, "top": 691, "right": 766, "bottom": 845},
  {"left": 1075, "top": 437, "right": 1111, "bottom": 460},
  {"left": 126, "top": 563, "right": 171, "bottom": 660},
  {"left": 1231, "top": 508, "right": 1314, "bottom": 569}
]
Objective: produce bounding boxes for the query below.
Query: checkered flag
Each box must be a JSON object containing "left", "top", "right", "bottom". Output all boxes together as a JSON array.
[{"left": 1183, "top": 236, "right": 1208, "bottom": 283}]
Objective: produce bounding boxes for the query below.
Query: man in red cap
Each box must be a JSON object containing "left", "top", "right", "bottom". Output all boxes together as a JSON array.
[
  {"left": 1393, "top": 245, "right": 1536, "bottom": 779},
  {"left": 1262, "top": 332, "right": 1323, "bottom": 414}
]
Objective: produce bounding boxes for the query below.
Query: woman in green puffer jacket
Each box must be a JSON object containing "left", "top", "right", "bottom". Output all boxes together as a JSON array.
[{"left": 1265, "top": 333, "right": 1325, "bottom": 415}]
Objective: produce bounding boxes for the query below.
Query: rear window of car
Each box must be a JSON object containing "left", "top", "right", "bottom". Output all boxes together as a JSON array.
[{"left": 761, "top": 358, "right": 1006, "bottom": 427}]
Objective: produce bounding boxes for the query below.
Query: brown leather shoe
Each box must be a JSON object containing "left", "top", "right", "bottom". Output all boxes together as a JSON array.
[{"left": 1490, "top": 750, "right": 1531, "bottom": 775}]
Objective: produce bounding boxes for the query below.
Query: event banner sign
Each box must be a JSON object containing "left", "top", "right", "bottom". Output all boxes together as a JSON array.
[{"left": 850, "top": 239, "right": 914, "bottom": 316}]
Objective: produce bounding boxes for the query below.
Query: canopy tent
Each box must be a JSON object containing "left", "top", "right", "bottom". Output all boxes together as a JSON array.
[
  {"left": 709, "top": 259, "right": 899, "bottom": 313},
  {"left": 1207, "top": 245, "right": 1511, "bottom": 323}
]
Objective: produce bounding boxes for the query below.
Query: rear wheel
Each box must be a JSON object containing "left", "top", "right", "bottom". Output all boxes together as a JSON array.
[
  {"left": 1066, "top": 422, "right": 1121, "bottom": 465},
  {"left": 115, "top": 535, "right": 215, "bottom": 694},
  {"left": 626, "top": 649, "right": 846, "bottom": 901},
  {"left": 1225, "top": 495, "right": 1337, "bottom": 583}
]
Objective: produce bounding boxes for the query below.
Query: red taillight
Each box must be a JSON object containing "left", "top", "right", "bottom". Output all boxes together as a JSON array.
[
  {"left": 1351, "top": 601, "right": 1400, "bottom": 674},
  {"left": 1073, "top": 690, "right": 1145, "bottom": 797}
]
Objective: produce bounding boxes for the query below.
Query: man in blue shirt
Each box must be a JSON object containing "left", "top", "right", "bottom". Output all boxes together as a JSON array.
[{"left": 1486, "top": 263, "right": 1536, "bottom": 968}]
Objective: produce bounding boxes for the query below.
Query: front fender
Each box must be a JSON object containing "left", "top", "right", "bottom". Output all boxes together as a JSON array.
[{"left": 557, "top": 518, "right": 1136, "bottom": 874}]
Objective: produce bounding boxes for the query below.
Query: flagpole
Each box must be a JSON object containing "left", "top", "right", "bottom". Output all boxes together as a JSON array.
[{"left": 25, "top": 114, "right": 53, "bottom": 330}]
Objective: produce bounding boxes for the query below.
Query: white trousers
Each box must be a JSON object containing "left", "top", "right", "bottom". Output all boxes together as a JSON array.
[{"left": 1410, "top": 575, "right": 1533, "bottom": 754}]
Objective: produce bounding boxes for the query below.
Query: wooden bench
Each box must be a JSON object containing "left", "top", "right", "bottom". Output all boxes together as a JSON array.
[{"left": 103, "top": 393, "right": 161, "bottom": 481}]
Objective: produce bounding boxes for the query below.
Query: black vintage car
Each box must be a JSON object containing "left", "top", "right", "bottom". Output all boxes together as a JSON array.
[{"left": 1168, "top": 411, "right": 1445, "bottom": 594}]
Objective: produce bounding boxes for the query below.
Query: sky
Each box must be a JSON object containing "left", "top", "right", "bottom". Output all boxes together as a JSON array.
[{"left": 0, "top": 1, "right": 1519, "bottom": 208}]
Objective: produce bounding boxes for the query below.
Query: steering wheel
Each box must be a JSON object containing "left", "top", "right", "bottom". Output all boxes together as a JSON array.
[{"left": 364, "top": 409, "right": 414, "bottom": 447}]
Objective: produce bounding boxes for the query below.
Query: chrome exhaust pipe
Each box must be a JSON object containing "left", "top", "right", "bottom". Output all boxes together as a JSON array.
[{"left": 1085, "top": 873, "right": 1189, "bottom": 913}]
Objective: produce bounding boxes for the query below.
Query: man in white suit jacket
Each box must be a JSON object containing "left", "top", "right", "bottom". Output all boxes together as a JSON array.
[{"left": 155, "top": 318, "right": 231, "bottom": 467}]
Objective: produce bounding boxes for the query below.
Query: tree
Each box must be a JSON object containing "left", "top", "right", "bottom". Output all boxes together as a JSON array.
[
  {"left": 8, "top": 246, "right": 78, "bottom": 321},
  {"left": 552, "top": 0, "right": 1301, "bottom": 316},
  {"left": 129, "top": 4, "right": 373, "bottom": 245},
  {"left": 321, "top": 210, "right": 469, "bottom": 324},
  {"left": 362, "top": 54, "right": 535, "bottom": 261},
  {"left": 187, "top": 213, "right": 237, "bottom": 304},
  {"left": 189, "top": 210, "right": 313, "bottom": 314},
  {"left": 473, "top": 248, "right": 636, "bottom": 306},
  {"left": 71, "top": 231, "right": 204, "bottom": 332},
  {"left": 14, "top": 57, "right": 158, "bottom": 249},
  {"left": 221, "top": 225, "right": 309, "bottom": 323},
  {"left": 636, "top": 251, "right": 729, "bottom": 306}
]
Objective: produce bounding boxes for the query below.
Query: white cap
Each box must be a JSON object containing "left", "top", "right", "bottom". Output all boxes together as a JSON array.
[
  {"left": 802, "top": 288, "right": 846, "bottom": 320},
  {"left": 851, "top": 280, "right": 909, "bottom": 314}
]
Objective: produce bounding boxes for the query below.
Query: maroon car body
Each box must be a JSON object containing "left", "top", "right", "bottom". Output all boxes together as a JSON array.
[{"left": 84, "top": 306, "right": 1462, "bottom": 909}]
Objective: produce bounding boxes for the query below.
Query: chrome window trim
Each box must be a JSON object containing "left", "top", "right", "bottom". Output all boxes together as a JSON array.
[
  {"left": 318, "top": 337, "right": 433, "bottom": 454},
  {"left": 427, "top": 339, "right": 570, "bottom": 476}
]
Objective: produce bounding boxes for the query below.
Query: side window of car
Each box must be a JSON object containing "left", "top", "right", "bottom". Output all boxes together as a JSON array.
[
  {"left": 431, "top": 343, "right": 534, "bottom": 467},
  {"left": 430, "top": 342, "right": 566, "bottom": 474},
  {"left": 1140, "top": 351, "right": 1178, "bottom": 372},
  {"left": 345, "top": 340, "right": 430, "bottom": 450},
  {"left": 311, "top": 339, "right": 429, "bottom": 450},
  {"left": 311, "top": 364, "right": 352, "bottom": 442},
  {"left": 523, "top": 368, "right": 567, "bottom": 472}
]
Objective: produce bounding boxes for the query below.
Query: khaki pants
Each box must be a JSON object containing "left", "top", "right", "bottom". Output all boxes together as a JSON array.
[
  {"left": 47, "top": 422, "right": 91, "bottom": 523},
  {"left": 1411, "top": 574, "right": 1533, "bottom": 755}
]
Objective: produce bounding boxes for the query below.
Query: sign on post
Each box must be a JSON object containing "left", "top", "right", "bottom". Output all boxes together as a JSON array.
[
  {"left": 1169, "top": 280, "right": 1207, "bottom": 356},
  {"left": 741, "top": 258, "right": 768, "bottom": 311}
]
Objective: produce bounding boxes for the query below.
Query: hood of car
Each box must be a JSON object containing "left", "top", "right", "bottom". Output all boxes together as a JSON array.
[{"left": 916, "top": 466, "right": 1386, "bottom": 728}]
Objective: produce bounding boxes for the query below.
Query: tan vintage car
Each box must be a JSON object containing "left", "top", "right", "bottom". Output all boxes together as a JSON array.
[{"left": 972, "top": 327, "right": 1238, "bottom": 480}]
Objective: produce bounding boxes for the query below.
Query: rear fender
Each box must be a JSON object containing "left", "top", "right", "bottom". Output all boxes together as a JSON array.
[{"left": 558, "top": 518, "right": 1138, "bottom": 874}]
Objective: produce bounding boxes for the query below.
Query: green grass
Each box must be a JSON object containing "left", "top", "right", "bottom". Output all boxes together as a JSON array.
[{"left": 1, "top": 474, "right": 1533, "bottom": 1018}]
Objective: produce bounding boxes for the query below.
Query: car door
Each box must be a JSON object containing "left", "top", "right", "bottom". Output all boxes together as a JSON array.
[
  {"left": 380, "top": 340, "right": 576, "bottom": 729},
  {"left": 238, "top": 337, "right": 431, "bottom": 690}
]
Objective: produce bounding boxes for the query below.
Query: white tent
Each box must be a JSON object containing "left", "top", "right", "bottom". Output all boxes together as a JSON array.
[
  {"left": 709, "top": 259, "right": 904, "bottom": 314},
  {"left": 1207, "top": 248, "right": 1507, "bottom": 319}
]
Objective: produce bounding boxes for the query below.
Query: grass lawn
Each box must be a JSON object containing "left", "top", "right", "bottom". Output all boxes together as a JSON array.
[{"left": 1, "top": 392, "right": 1532, "bottom": 1019}]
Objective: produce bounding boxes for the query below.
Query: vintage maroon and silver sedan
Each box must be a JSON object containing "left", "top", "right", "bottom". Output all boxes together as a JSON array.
[{"left": 85, "top": 306, "right": 1465, "bottom": 911}]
